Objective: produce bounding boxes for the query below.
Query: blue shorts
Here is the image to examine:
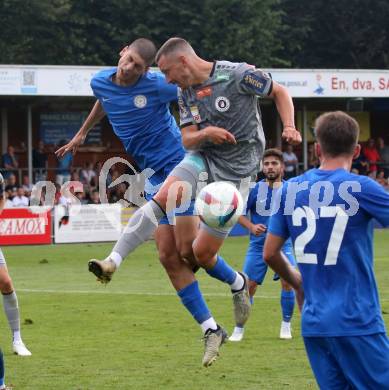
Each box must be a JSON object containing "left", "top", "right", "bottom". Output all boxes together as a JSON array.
[
  {"left": 304, "top": 333, "right": 389, "bottom": 389},
  {"left": 243, "top": 242, "right": 296, "bottom": 285},
  {"left": 145, "top": 160, "right": 194, "bottom": 226}
]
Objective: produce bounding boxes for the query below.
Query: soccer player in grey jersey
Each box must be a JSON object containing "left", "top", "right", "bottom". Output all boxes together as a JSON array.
[{"left": 91, "top": 38, "right": 301, "bottom": 364}]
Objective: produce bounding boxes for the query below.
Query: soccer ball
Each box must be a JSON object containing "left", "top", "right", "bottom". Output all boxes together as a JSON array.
[{"left": 195, "top": 182, "right": 244, "bottom": 229}]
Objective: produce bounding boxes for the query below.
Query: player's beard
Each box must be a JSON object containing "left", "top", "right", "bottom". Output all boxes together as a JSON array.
[{"left": 265, "top": 171, "right": 281, "bottom": 182}]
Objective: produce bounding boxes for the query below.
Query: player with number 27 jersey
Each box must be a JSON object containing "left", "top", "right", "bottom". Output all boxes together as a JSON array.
[{"left": 269, "top": 168, "right": 389, "bottom": 337}]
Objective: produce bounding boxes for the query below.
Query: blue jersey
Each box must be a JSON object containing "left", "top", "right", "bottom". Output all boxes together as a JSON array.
[
  {"left": 91, "top": 68, "right": 185, "bottom": 173},
  {"left": 268, "top": 168, "right": 389, "bottom": 337},
  {"left": 246, "top": 180, "right": 293, "bottom": 252}
]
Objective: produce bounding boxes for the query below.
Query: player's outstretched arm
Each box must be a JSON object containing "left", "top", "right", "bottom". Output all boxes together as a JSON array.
[
  {"left": 269, "top": 82, "right": 301, "bottom": 146},
  {"left": 181, "top": 125, "right": 236, "bottom": 149},
  {"left": 55, "top": 100, "right": 106, "bottom": 157}
]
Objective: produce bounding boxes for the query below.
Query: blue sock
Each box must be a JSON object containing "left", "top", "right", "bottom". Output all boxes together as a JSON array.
[
  {"left": 206, "top": 255, "right": 236, "bottom": 285},
  {"left": 281, "top": 289, "right": 295, "bottom": 322},
  {"left": 250, "top": 296, "right": 254, "bottom": 305},
  {"left": 0, "top": 349, "right": 4, "bottom": 387},
  {"left": 177, "top": 281, "right": 211, "bottom": 324}
]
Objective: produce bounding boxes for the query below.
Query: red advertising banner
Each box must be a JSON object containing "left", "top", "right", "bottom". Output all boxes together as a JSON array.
[{"left": 0, "top": 207, "right": 52, "bottom": 245}]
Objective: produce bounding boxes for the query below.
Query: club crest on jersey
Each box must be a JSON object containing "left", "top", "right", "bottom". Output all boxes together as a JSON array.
[
  {"left": 190, "top": 105, "right": 202, "bottom": 123},
  {"left": 134, "top": 95, "right": 147, "bottom": 108},
  {"left": 215, "top": 96, "right": 230, "bottom": 112}
]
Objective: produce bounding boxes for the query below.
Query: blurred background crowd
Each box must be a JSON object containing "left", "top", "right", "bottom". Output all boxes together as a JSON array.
[{"left": 1, "top": 136, "right": 388, "bottom": 208}]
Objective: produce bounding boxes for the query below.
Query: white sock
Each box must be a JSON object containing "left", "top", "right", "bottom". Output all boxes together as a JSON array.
[
  {"left": 230, "top": 272, "right": 244, "bottom": 291},
  {"left": 232, "top": 326, "right": 244, "bottom": 333},
  {"left": 109, "top": 251, "right": 123, "bottom": 268},
  {"left": 201, "top": 317, "right": 218, "bottom": 333},
  {"left": 13, "top": 330, "right": 22, "bottom": 343}
]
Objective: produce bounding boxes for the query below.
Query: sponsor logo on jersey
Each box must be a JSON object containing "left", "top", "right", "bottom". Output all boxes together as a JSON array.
[
  {"left": 134, "top": 95, "right": 147, "bottom": 108},
  {"left": 215, "top": 96, "right": 230, "bottom": 112},
  {"left": 190, "top": 105, "right": 202, "bottom": 123},
  {"left": 215, "top": 73, "right": 230, "bottom": 81},
  {"left": 242, "top": 72, "right": 269, "bottom": 94},
  {"left": 196, "top": 86, "right": 213, "bottom": 99}
]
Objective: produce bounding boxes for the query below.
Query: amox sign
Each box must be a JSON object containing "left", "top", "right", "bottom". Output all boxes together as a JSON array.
[
  {"left": 0, "top": 208, "right": 51, "bottom": 245},
  {"left": 0, "top": 218, "right": 46, "bottom": 236}
]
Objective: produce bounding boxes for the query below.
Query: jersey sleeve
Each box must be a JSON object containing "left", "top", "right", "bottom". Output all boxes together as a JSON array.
[
  {"left": 90, "top": 74, "right": 101, "bottom": 100},
  {"left": 156, "top": 72, "right": 178, "bottom": 103},
  {"left": 178, "top": 89, "right": 194, "bottom": 127},
  {"left": 268, "top": 185, "right": 290, "bottom": 239},
  {"left": 359, "top": 177, "right": 389, "bottom": 226},
  {"left": 235, "top": 63, "right": 273, "bottom": 97}
]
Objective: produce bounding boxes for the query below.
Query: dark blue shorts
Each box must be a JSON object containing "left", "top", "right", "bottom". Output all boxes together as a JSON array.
[
  {"left": 243, "top": 242, "right": 296, "bottom": 284},
  {"left": 304, "top": 333, "right": 389, "bottom": 389}
]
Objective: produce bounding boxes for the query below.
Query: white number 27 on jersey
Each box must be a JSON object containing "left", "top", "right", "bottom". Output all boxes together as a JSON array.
[{"left": 292, "top": 206, "right": 349, "bottom": 265}]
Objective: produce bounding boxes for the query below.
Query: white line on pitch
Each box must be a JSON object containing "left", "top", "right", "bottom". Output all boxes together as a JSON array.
[{"left": 17, "top": 288, "right": 279, "bottom": 299}]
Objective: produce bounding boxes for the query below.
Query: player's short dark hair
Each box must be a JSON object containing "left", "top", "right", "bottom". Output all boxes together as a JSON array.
[
  {"left": 315, "top": 111, "right": 359, "bottom": 157},
  {"left": 155, "top": 37, "right": 193, "bottom": 62},
  {"left": 129, "top": 38, "right": 156, "bottom": 67},
  {"left": 263, "top": 148, "right": 284, "bottom": 164}
]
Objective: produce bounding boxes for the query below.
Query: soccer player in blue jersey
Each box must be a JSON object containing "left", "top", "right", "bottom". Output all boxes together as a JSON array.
[
  {"left": 230, "top": 149, "right": 296, "bottom": 342},
  {"left": 264, "top": 111, "right": 389, "bottom": 389},
  {"left": 56, "top": 38, "right": 238, "bottom": 366}
]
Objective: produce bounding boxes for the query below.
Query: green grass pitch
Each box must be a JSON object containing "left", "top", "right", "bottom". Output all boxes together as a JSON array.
[{"left": 1, "top": 230, "right": 388, "bottom": 389}]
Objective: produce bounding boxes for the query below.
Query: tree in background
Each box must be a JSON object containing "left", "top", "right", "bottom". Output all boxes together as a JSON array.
[{"left": 0, "top": 0, "right": 388, "bottom": 69}]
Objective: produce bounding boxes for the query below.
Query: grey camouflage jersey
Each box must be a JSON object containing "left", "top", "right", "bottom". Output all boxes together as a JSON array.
[{"left": 178, "top": 60, "right": 272, "bottom": 182}]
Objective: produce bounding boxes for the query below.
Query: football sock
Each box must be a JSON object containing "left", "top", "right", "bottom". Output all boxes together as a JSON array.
[
  {"left": 2, "top": 291, "right": 20, "bottom": 339},
  {"left": 109, "top": 251, "right": 123, "bottom": 268},
  {"left": 0, "top": 349, "right": 4, "bottom": 388},
  {"left": 177, "top": 281, "right": 214, "bottom": 331},
  {"left": 112, "top": 200, "right": 165, "bottom": 260},
  {"left": 281, "top": 289, "right": 295, "bottom": 322},
  {"left": 200, "top": 318, "right": 218, "bottom": 333},
  {"left": 206, "top": 256, "right": 243, "bottom": 290},
  {"left": 250, "top": 296, "right": 254, "bottom": 305}
]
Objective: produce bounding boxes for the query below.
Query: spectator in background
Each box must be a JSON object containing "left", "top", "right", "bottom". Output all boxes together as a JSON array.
[
  {"left": 12, "top": 187, "right": 29, "bottom": 207},
  {"left": 81, "top": 162, "right": 97, "bottom": 187},
  {"left": 22, "top": 175, "right": 33, "bottom": 196},
  {"left": 1, "top": 146, "right": 18, "bottom": 178},
  {"left": 283, "top": 145, "right": 298, "bottom": 179},
  {"left": 376, "top": 171, "right": 389, "bottom": 190},
  {"left": 308, "top": 143, "right": 319, "bottom": 169},
  {"left": 377, "top": 137, "right": 389, "bottom": 178},
  {"left": 55, "top": 140, "right": 73, "bottom": 185},
  {"left": 363, "top": 138, "right": 380, "bottom": 178},
  {"left": 352, "top": 153, "right": 368, "bottom": 175},
  {"left": 4, "top": 174, "right": 17, "bottom": 194},
  {"left": 32, "top": 140, "right": 48, "bottom": 181},
  {"left": 88, "top": 188, "right": 100, "bottom": 204},
  {"left": 70, "top": 170, "right": 80, "bottom": 183}
]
